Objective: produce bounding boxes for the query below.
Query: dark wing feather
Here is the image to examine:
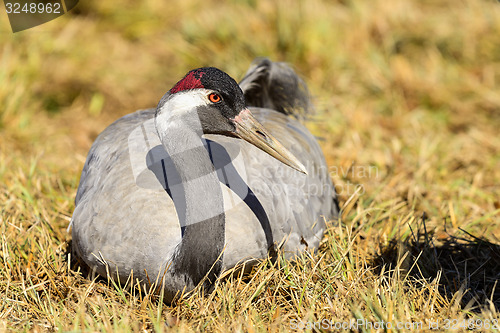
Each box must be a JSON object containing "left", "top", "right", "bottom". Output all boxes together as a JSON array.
[{"left": 239, "top": 58, "right": 312, "bottom": 119}]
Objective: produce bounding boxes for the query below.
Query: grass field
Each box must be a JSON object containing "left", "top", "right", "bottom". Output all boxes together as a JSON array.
[{"left": 1, "top": 0, "right": 500, "bottom": 331}]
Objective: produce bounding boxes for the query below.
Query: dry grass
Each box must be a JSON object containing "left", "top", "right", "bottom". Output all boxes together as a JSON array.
[{"left": 1, "top": 0, "right": 499, "bottom": 331}]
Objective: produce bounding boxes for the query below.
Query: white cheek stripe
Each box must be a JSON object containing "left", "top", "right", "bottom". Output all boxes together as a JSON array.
[
  {"left": 156, "top": 89, "right": 213, "bottom": 123},
  {"left": 155, "top": 89, "right": 214, "bottom": 147}
]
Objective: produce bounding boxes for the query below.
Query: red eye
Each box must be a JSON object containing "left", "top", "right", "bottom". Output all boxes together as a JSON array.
[{"left": 208, "top": 93, "right": 222, "bottom": 103}]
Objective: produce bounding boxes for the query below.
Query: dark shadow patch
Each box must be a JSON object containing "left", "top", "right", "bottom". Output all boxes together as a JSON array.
[
  {"left": 372, "top": 213, "right": 500, "bottom": 311},
  {"left": 66, "top": 239, "right": 102, "bottom": 283}
]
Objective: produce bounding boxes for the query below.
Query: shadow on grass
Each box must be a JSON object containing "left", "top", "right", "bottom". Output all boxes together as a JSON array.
[{"left": 373, "top": 213, "right": 500, "bottom": 311}]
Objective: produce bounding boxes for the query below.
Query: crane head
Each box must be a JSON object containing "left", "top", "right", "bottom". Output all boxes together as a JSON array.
[{"left": 155, "top": 67, "right": 307, "bottom": 174}]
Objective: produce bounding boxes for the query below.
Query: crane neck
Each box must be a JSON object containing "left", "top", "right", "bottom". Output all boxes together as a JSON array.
[{"left": 156, "top": 108, "right": 225, "bottom": 291}]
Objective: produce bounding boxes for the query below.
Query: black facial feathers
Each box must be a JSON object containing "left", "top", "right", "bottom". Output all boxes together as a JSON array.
[{"left": 170, "top": 67, "right": 247, "bottom": 118}]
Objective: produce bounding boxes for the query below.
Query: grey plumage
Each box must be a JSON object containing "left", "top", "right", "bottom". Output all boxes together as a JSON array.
[{"left": 70, "top": 59, "right": 338, "bottom": 302}]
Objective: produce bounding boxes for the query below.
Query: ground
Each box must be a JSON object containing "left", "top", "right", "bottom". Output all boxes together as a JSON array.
[{"left": 0, "top": 0, "right": 499, "bottom": 331}]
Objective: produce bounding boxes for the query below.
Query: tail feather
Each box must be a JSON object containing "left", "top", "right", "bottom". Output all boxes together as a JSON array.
[{"left": 239, "top": 58, "right": 312, "bottom": 119}]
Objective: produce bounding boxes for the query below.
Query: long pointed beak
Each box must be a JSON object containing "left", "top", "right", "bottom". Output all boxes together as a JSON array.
[{"left": 232, "top": 109, "right": 307, "bottom": 174}]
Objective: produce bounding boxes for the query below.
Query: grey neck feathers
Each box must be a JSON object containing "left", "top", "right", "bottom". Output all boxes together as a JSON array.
[{"left": 157, "top": 109, "right": 225, "bottom": 289}]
